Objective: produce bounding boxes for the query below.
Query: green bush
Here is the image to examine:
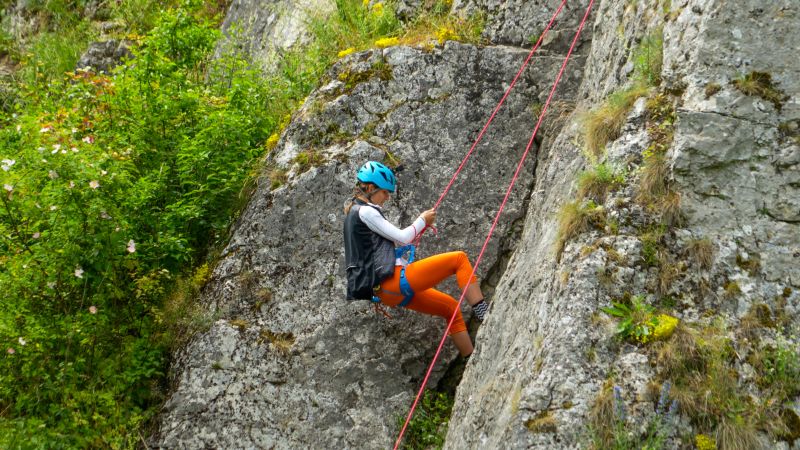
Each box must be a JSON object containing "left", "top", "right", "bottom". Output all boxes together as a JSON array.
[
  {"left": 1, "top": 0, "right": 449, "bottom": 445},
  {"left": 399, "top": 390, "right": 454, "bottom": 450},
  {"left": 0, "top": 4, "right": 282, "bottom": 447}
]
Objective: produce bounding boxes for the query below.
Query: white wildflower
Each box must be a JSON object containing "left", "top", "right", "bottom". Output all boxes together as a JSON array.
[
  {"left": 3, "top": 184, "right": 12, "bottom": 192},
  {"left": 18, "top": 337, "right": 26, "bottom": 346},
  {"left": 74, "top": 266, "right": 84, "bottom": 278},
  {"left": 89, "top": 180, "right": 100, "bottom": 189},
  {"left": 126, "top": 240, "right": 136, "bottom": 253}
]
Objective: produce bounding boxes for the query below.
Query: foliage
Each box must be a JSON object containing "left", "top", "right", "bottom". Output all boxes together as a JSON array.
[
  {"left": 309, "top": 0, "right": 403, "bottom": 59},
  {"left": 581, "top": 84, "right": 649, "bottom": 162},
  {"left": 577, "top": 162, "right": 626, "bottom": 203},
  {"left": 649, "top": 321, "right": 799, "bottom": 446},
  {"left": 0, "top": 3, "right": 284, "bottom": 446},
  {"left": 588, "top": 383, "right": 678, "bottom": 450},
  {"left": 111, "top": 0, "right": 182, "bottom": 33},
  {"left": 399, "top": 390, "right": 454, "bottom": 450},
  {"left": 632, "top": 29, "right": 663, "bottom": 87},
  {"left": 695, "top": 434, "right": 717, "bottom": 450},
  {"left": 602, "top": 295, "right": 664, "bottom": 344},
  {"left": 581, "top": 30, "right": 662, "bottom": 162},
  {"left": 750, "top": 336, "right": 800, "bottom": 398}
]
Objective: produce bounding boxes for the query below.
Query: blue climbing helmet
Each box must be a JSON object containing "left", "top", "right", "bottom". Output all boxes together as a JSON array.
[{"left": 356, "top": 161, "right": 397, "bottom": 193}]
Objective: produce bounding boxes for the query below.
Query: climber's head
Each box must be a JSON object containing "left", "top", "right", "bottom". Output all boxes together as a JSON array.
[
  {"left": 354, "top": 161, "right": 396, "bottom": 206},
  {"left": 357, "top": 161, "right": 396, "bottom": 193}
]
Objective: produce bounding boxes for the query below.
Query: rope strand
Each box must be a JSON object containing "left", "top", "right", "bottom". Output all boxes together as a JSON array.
[
  {"left": 393, "top": 1, "right": 596, "bottom": 447},
  {"left": 431, "top": 0, "right": 568, "bottom": 212}
]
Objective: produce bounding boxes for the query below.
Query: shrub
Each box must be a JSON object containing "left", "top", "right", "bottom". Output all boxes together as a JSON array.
[
  {"left": 0, "top": 4, "right": 280, "bottom": 446},
  {"left": 632, "top": 30, "right": 664, "bottom": 87},
  {"left": 399, "top": 390, "right": 454, "bottom": 449}
]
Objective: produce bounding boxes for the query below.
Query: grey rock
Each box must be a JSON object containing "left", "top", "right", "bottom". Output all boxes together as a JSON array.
[
  {"left": 152, "top": 37, "right": 583, "bottom": 447},
  {"left": 76, "top": 40, "right": 134, "bottom": 73},
  {"left": 153, "top": 0, "right": 800, "bottom": 448},
  {"left": 214, "top": 0, "right": 335, "bottom": 72},
  {"left": 447, "top": 0, "right": 799, "bottom": 448}
]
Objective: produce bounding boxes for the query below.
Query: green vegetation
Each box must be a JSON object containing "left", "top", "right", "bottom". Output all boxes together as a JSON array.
[
  {"left": 399, "top": 390, "right": 454, "bottom": 449},
  {"left": 0, "top": 0, "right": 486, "bottom": 445},
  {"left": 587, "top": 381, "right": 679, "bottom": 450},
  {"left": 581, "top": 29, "right": 663, "bottom": 162},
  {"left": 601, "top": 294, "right": 678, "bottom": 344},
  {"left": 581, "top": 84, "right": 650, "bottom": 162},
  {"left": 577, "top": 163, "right": 626, "bottom": 204},
  {"left": 650, "top": 321, "right": 800, "bottom": 447},
  {"left": 0, "top": 4, "right": 277, "bottom": 446},
  {"left": 555, "top": 200, "right": 606, "bottom": 259},
  {"left": 636, "top": 92, "right": 682, "bottom": 227},
  {"left": 732, "top": 71, "right": 787, "bottom": 111}
]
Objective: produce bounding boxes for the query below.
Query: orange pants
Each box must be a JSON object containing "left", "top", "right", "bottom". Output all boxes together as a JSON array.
[{"left": 377, "top": 251, "right": 478, "bottom": 335}]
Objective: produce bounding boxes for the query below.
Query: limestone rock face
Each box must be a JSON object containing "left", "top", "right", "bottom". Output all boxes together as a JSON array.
[
  {"left": 76, "top": 39, "right": 134, "bottom": 73},
  {"left": 453, "top": 0, "right": 589, "bottom": 50},
  {"left": 152, "top": 38, "right": 583, "bottom": 448},
  {"left": 446, "top": 0, "right": 800, "bottom": 448},
  {"left": 152, "top": 0, "right": 800, "bottom": 448},
  {"left": 215, "top": 0, "right": 334, "bottom": 71}
]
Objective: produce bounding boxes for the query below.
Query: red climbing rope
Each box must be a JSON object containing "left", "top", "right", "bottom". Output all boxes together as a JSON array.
[
  {"left": 431, "top": 0, "right": 567, "bottom": 212},
  {"left": 393, "top": 0, "right": 596, "bottom": 448}
]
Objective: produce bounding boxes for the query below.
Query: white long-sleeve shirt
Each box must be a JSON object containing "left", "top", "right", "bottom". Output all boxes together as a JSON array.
[{"left": 358, "top": 203, "right": 426, "bottom": 266}]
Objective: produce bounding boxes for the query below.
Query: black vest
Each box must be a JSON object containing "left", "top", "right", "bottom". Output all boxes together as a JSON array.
[{"left": 343, "top": 200, "right": 396, "bottom": 300}]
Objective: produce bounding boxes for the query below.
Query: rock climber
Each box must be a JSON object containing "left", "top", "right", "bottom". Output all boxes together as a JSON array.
[{"left": 343, "top": 160, "right": 489, "bottom": 357}]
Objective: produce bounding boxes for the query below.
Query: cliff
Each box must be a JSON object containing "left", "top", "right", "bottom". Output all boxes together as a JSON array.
[{"left": 153, "top": 0, "right": 800, "bottom": 448}]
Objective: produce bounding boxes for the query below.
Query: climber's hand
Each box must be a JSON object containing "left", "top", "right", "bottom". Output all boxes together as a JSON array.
[{"left": 420, "top": 209, "right": 436, "bottom": 226}]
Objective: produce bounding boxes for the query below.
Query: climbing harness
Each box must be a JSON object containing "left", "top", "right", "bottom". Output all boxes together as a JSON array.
[
  {"left": 372, "top": 244, "right": 417, "bottom": 307},
  {"left": 393, "top": 1, "right": 596, "bottom": 448}
]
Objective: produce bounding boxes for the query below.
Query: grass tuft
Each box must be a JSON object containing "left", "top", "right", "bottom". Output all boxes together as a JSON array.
[
  {"left": 259, "top": 329, "right": 296, "bottom": 355},
  {"left": 732, "top": 71, "right": 787, "bottom": 111},
  {"left": 704, "top": 82, "right": 721, "bottom": 99},
  {"left": 582, "top": 84, "right": 650, "bottom": 162},
  {"left": 685, "top": 238, "right": 715, "bottom": 270},
  {"left": 555, "top": 201, "right": 606, "bottom": 259},
  {"left": 715, "top": 415, "right": 761, "bottom": 450},
  {"left": 577, "top": 163, "right": 625, "bottom": 203},
  {"left": 525, "top": 411, "right": 558, "bottom": 433}
]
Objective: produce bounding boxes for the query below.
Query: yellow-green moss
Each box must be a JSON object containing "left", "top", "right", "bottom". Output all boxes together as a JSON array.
[{"left": 525, "top": 411, "right": 557, "bottom": 433}]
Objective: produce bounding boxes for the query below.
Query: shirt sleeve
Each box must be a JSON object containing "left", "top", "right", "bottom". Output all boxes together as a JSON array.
[{"left": 359, "top": 206, "right": 426, "bottom": 245}]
